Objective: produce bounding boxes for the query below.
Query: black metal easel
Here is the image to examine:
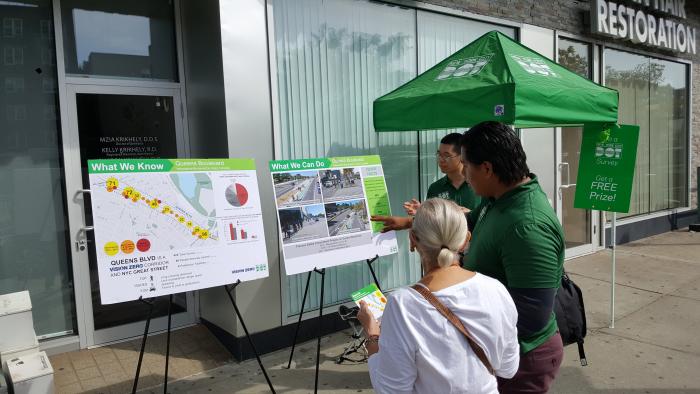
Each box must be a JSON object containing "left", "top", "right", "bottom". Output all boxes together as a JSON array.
[
  {"left": 285, "top": 267, "right": 326, "bottom": 394},
  {"left": 366, "top": 255, "right": 381, "bottom": 291},
  {"left": 223, "top": 280, "right": 276, "bottom": 393},
  {"left": 131, "top": 286, "right": 277, "bottom": 394},
  {"left": 286, "top": 257, "right": 382, "bottom": 392},
  {"left": 131, "top": 295, "right": 173, "bottom": 394}
]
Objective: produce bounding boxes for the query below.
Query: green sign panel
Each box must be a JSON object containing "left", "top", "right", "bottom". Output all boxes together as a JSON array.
[{"left": 574, "top": 124, "right": 640, "bottom": 213}]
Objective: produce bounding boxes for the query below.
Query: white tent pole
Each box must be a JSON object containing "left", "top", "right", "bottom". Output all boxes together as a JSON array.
[{"left": 609, "top": 212, "right": 616, "bottom": 329}]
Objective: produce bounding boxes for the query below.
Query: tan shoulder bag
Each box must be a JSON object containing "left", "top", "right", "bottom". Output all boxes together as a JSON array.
[{"left": 411, "top": 284, "right": 495, "bottom": 375}]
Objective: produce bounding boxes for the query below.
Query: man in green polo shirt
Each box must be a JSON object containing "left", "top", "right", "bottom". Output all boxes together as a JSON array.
[
  {"left": 371, "top": 121, "right": 565, "bottom": 393},
  {"left": 462, "top": 121, "right": 564, "bottom": 393},
  {"left": 403, "top": 133, "right": 480, "bottom": 215}
]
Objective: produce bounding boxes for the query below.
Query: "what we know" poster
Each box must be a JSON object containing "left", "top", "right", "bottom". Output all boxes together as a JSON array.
[{"left": 88, "top": 158, "right": 269, "bottom": 304}]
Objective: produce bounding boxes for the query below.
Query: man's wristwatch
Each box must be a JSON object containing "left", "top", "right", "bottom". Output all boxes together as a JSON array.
[{"left": 365, "top": 334, "right": 380, "bottom": 345}]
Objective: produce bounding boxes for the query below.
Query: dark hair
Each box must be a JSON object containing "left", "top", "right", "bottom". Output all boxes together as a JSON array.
[
  {"left": 460, "top": 121, "right": 529, "bottom": 186},
  {"left": 440, "top": 133, "right": 463, "bottom": 154}
]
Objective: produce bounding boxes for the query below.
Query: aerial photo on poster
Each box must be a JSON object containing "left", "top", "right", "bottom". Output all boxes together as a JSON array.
[
  {"left": 325, "top": 199, "right": 369, "bottom": 236},
  {"left": 273, "top": 170, "right": 322, "bottom": 207},
  {"left": 269, "top": 156, "right": 398, "bottom": 275},
  {"left": 320, "top": 168, "right": 364, "bottom": 202},
  {"left": 88, "top": 159, "right": 268, "bottom": 304}
]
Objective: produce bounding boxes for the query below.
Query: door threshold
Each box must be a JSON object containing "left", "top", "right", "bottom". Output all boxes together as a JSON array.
[{"left": 87, "top": 322, "right": 199, "bottom": 349}]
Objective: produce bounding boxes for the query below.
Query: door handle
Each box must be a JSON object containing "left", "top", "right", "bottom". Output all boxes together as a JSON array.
[
  {"left": 74, "top": 189, "right": 94, "bottom": 252},
  {"left": 558, "top": 162, "right": 572, "bottom": 186},
  {"left": 74, "top": 189, "right": 91, "bottom": 198}
]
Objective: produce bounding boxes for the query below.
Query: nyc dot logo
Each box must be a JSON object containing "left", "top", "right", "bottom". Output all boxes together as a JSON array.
[
  {"left": 435, "top": 54, "right": 493, "bottom": 81},
  {"left": 510, "top": 55, "right": 559, "bottom": 77},
  {"left": 595, "top": 142, "right": 623, "bottom": 159}
]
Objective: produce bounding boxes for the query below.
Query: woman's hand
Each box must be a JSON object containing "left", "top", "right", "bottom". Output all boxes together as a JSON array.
[
  {"left": 403, "top": 198, "right": 421, "bottom": 216},
  {"left": 358, "top": 301, "right": 381, "bottom": 337}
]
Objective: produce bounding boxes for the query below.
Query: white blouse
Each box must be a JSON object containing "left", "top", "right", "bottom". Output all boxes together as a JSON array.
[{"left": 368, "top": 273, "right": 519, "bottom": 394}]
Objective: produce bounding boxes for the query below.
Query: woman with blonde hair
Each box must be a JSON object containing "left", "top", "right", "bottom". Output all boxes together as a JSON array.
[{"left": 358, "top": 198, "right": 519, "bottom": 393}]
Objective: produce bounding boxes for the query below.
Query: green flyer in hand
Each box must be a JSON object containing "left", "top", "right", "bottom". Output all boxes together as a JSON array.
[{"left": 351, "top": 283, "right": 387, "bottom": 320}]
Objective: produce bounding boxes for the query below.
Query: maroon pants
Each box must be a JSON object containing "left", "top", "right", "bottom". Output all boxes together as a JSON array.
[{"left": 497, "top": 332, "right": 564, "bottom": 394}]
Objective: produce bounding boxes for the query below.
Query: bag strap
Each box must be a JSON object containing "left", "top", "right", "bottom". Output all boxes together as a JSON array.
[{"left": 411, "top": 284, "right": 495, "bottom": 375}]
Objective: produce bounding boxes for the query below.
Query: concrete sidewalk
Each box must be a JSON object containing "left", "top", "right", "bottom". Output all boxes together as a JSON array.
[{"left": 149, "top": 229, "right": 700, "bottom": 393}]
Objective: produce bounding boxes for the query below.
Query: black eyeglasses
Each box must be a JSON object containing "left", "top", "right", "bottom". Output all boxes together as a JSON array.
[{"left": 436, "top": 152, "right": 460, "bottom": 162}]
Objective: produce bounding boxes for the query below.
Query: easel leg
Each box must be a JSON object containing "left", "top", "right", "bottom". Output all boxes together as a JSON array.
[
  {"left": 163, "top": 294, "right": 173, "bottom": 394},
  {"left": 286, "top": 270, "right": 313, "bottom": 369},
  {"left": 131, "top": 297, "right": 155, "bottom": 394},
  {"left": 366, "top": 255, "right": 381, "bottom": 291},
  {"left": 314, "top": 268, "right": 326, "bottom": 394},
  {"left": 224, "top": 283, "right": 277, "bottom": 394}
]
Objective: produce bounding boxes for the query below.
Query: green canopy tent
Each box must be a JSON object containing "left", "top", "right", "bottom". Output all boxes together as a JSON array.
[
  {"left": 373, "top": 31, "right": 630, "bottom": 330},
  {"left": 373, "top": 31, "right": 618, "bottom": 131}
]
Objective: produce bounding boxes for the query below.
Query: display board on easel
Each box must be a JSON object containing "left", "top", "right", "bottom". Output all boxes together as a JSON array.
[
  {"left": 87, "top": 158, "right": 269, "bottom": 303},
  {"left": 269, "top": 155, "right": 398, "bottom": 275}
]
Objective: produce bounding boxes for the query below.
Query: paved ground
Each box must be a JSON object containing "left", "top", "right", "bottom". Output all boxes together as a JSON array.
[
  {"left": 49, "top": 325, "right": 232, "bottom": 394},
  {"left": 52, "top": 229, "right": 700, "bottom": 393}
]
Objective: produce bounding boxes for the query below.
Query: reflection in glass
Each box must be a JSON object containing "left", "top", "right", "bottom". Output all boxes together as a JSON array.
[
  {"left": 61, "top": 0, "right": 178, "bottom": 81},
  {"left": 605, "top": 49, "right": 688, "bottom": 217},
  {"left": 558, "top": 38, "right": 590, "bottom": 78},
  {"left": 0, "top": 0, "right": 76, "bottom": 338},
  {"left": 273, "top": 0, "right": 419, "bottom": 316},
  {"left": 557, "top": 38, "right": 592, "bottom": 248},
  {"left": 75, "top": 94, "right": 183, "bottom": 330}
]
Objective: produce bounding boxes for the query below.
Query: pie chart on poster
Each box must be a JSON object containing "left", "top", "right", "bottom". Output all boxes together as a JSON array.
[{"left": 225, "top": 183, "right": 249, "bottom": 207}]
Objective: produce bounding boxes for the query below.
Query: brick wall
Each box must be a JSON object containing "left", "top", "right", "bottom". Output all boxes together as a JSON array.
[{"left": 421, "top": 0, "right": 700, "bottom": 211}]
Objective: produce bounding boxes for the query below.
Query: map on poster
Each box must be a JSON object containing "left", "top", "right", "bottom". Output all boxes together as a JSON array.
[
  {"left": 88, "top": 159, "right": 268, "bottom": 304},
  {"left": 269, "top": 155, "right": 398, "bottom": 275}
]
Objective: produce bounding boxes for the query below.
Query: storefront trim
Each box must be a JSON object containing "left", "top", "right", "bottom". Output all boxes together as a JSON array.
[{"left": 383, "top": 0, "right": 522, "bottom": 31}]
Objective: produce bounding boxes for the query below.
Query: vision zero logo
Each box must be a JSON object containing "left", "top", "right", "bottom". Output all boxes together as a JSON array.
[
  {"left": 510, "top": 55, "right": 559, "bottom": 77},
  {"left": 435, "top": 54, "right": 493, "bottom": 80}
]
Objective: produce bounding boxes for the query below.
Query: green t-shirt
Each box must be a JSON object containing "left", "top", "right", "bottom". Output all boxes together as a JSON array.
[
  {"left": 426, "top": 176, "right": 481, "bottom": 210},
  {"left": 464, "top": 175, "right": 564, "bottom": 354}
]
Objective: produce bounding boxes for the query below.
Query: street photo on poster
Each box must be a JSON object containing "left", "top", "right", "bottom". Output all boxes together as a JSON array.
[
  {"left": 270, "top": 156, "right": 398, "bottom": 275},
  {"left": 273, "top": 170, "right": 322, "bottom": 207},
  {"left": 320, "top": 168, "right": 364, "bottom": 202},
  {"left": 325, "top": 199, "right": 370, "bottom": 236},
  {"left": 279, "top": 204, "right": 329, "bottom": 244},
  {"left": 88, "top": 159, "right": 269, "bottom": 304}
]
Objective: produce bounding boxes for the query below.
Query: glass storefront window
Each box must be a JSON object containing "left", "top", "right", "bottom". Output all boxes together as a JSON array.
[
  {"left": 605, "top": 48, "right": 689, "bottom": 217},
  {"left": 558, "top": 38, "right": 592, "bottom": 248},
  {"left": 272, "top": 0, "right": 420, "bottom": 316},
  {"left": 61, "top": 0, "right": 178, "bottom": 81},
  {"left": 0, "top": 0, "right": 76, "bottom": 338},
  {"left": 272, "top": 0, "right": 515, "bottom": 316}
]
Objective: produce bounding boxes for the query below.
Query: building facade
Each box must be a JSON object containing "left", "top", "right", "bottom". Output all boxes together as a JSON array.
[{"left": 1, "top": 0, "right": 697, "bottom": 358}]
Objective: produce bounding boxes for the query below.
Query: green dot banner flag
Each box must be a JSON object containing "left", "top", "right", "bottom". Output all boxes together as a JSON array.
[{"left": 574, "top": 124, "right": 640, "bottom": 213}]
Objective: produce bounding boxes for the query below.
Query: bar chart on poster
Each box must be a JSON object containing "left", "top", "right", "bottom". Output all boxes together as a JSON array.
[
  {"left": 269, "top": 155, "right": 398, "bottom": 275},
  {"left": 87, "top": 159, "right": 268, "bottom": 304}
]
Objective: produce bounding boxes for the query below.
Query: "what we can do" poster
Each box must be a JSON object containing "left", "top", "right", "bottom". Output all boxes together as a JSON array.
[{"left": 269, "top": 155, "right": 398, "bottom": 275}]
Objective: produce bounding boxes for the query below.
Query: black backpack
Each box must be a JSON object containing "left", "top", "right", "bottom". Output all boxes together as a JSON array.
[{"left": 554, "top": 269, "right": 588, "bottom": 366}]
